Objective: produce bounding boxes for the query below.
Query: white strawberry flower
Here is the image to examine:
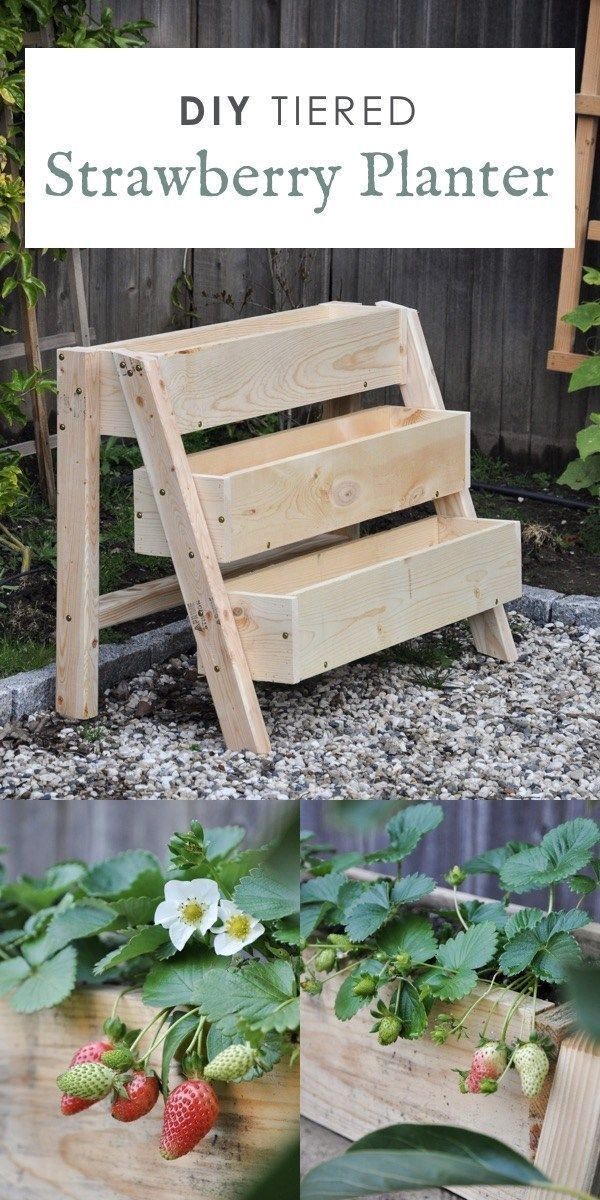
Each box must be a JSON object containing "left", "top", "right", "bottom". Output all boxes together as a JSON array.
[
  {"left": 212, "top": 899, "right": 265, "bottom": 956},
  {"left": 154, "top": 878, "right": 220, "bottom": 951}
]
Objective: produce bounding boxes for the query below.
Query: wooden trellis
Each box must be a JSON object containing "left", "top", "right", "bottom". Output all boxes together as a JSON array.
[
  {"left": 56, "top": 302, "right": 521, "bottom": 753},
  {"left": 548, "top": 0, "right": 600, "bottom": 373}
]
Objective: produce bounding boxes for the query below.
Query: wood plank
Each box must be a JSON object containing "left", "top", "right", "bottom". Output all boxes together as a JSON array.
[
  {"left": 98, "top": 532, "right": 349, "bottom": 628},
  {"left": 301, "top": 978, "right": 553, "bottom": 1200},
  {"left": 0, "top": 989, "right": 298, "bottom": 1200},
  {"left": 117, "top": 351, "right": 270, "bottom": 753},
  {"left": 134, "top": 407, "right": 470, "bottom": 562},
  {"left": 9, "top": 433, "right": 57, "bottom": 457},
  {"left": 588, "top": 218, "right": 600, "bottom": 239},
  {"left": 547, "top": 349, "right": 589, "bottom": 372},
  {"left": 98, "top": 307, "right": 406, "bottom": 437},
  {"left": 530, "top": 1034, "right": 600, "bottom": 1200},
  {"left": 229, "top": 518, "right": 521, "bottom": 684},
  {"left": 576, "top": 91, "right": 600, "bottom": 115},
  {"left": 552, "top": 0, "right": 600, "bottom": 355},
  {"left": 55, "top": 350, "right": 100, "bottom": 720},
  {"left": 67, "top": 249, "right": 91, "bottom": 346},
  {"left": 0, "top": 329, "right": 95, "bottom": 362},
  {"left": 379, "top": 302, "right": 519, "bottom": 663}
]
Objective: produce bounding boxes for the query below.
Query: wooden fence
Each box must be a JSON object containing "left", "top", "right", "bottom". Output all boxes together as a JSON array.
[
  {"left": 302, "top": 796, "right": 600, "bottom": 916},
  {"left": 1, "top": 0, "right": 597, "bottom": 469}
]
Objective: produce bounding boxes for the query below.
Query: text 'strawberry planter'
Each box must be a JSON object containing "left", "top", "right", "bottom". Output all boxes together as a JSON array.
[
  {"left": 301, "top": 880, "right": 600, "bottom": 1200},
  {"left": 0, "top": 989, "right": 298, "bottom": 1200}
]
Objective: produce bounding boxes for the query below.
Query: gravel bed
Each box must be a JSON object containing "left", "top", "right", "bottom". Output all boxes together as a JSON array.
[{"left": 0, "top": 616, "right": 598, "bottom": 802}]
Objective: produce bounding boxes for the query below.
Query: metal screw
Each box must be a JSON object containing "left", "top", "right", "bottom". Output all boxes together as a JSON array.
[
  {"left": 59, "top": 423, "right": 65, "bottom": 431},
  {"left": 159, "top": 488, "right": 165, "bottom": 496},
  {"left": 198, "top": 421, "right": 203, "bottom": 428},
  {"left": 266, "top": 541, "right": 271, "bottom": 549},
  {"left": 75, "top": 387, "right": 82, "bottom": 395},
  {"left": 189, "top": 551, "right": 195, "bottom": 558},
  {"left": 282, "top": 632, "right": 289, "bottom": 640},
  {"left": 127, "top": 369, "right": 133, "bottom": 376},
  {"left": 58, "top": 353, "right": 64, "bottom": 361},
  {"left": 214, "top": 665, "right": 220, "bottom": 672},
  {"left": 495, "top": 598, "right": 499, "bottom": 605},
  {"left": 135, "top": 364, "right": 142, "bottom": 373},
  {"left": 435, "top": 490, "right": 439, "bottom": 498},
  {"left": 218, "top": 515, "right": 225, "bottom": 524},
  {"left": 363, "top": 381, "right": 368, "bottom": 387},
  {"left": 66, "top": 615, "right": 72, "bottom": 622},
  {"left": 119, "top": 361, "right": 126, "bottom": 369},
  {"left": 324, "top": 661, "right": 328, "bottom": 668},
  {"left": 136, "top": 511, "right": 142, "bottom": 518}
]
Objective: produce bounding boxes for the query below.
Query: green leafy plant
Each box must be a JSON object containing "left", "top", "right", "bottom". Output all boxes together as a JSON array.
[
  {"left": 0, "top": 2, "right": 152, "bottom": 518},
  {"left": 300, "top": 1124, "right": 599, "bottom": 1200},
  {"left": 301, "top": 809, "right": 599, "bottom": 1101},
  {"left": 559, "top": 266, "right": 600, "bottom": 497},
  {"left": 0, "top": 821, "right": 299, "bottom": 1159}
]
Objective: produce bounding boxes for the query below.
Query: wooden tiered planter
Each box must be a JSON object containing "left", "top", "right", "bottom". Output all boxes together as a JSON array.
[
  {"left": 0, "top": 989, "right": 298, "bottom": 1200},
  {"left": 56, "top": 301, "right": 522, "bottom": 752},
  {"left": 301, "top": 882, "right": 600, "bottom": 1200}
]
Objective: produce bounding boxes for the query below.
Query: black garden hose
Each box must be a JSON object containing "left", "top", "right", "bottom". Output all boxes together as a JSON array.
[{"left": 471, "top": 481, "right": 596, "bottom": 512}]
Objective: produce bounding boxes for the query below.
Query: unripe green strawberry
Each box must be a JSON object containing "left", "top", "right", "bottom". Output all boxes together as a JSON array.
[
  {"left": 377, "top": 1014, "right": 402, "bottom": 1045},
  {"left": 327, "top": 934, "right": 354, "bottom": 950},
  {"left": 513, "top": 1042, "right": 550, "bottom": 1098},
  {"left": 204, "top": 1042, "right": 256, "bottom": 1082},
  {"left": 352, "top": 973, "right": 377, "bottom": 998},
  {"left": 394, "top": 952, "right": 412, "bottom": 973},
  {"left": 101, "top": 1045, "right": 135, "bottom": 1070},
  {"left": 314, "top": 948, "right": 336, "bottom": 972},
  {"left": 445, "top": 865, "right": 467, "bottom": 888},
  {"left": 56, "top": 1062, "right": 116, "bottom": 1101}
]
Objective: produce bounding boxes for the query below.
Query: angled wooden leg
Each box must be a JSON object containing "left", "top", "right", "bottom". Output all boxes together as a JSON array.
[
  {"left": 56, "top": 350, "right": 100, "bottom": 718},
  {"left": 377, "top": 300, "right": 518, "bottom": 663},
  {"left": 117, "top": 352, "right": 271, "bottom": 754}
]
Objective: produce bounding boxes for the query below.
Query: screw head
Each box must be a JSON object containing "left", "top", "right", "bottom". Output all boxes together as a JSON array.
[
  {"left": 159, "top": 488, "right": 166, "bottom": 496},
  {"left": 324, "top": 661, "right": 328, "bottom": 668},
  {"left": 218, "top": 515, "right": 225, "bottom": 524},
  {"left": 119, "top": 360, "right": 126, "bottom": 368},
  {"left": 198, "top": 421, "right": 203, "bottom": 429},
  {"left": 127, "top": 369, "right": 133, "bottom": 376},
  {"left": 136, "top": 511, "right": 142, "bottom": 518},
  {"left": 75, "top": 387, "right": 82, "bottom": 395},
  {"left": 282, "top": 632, "right": 289, "bottom": 640},
  {"left": 66, "top": 614, "right": 72, "bottom": 622},
  {"left": 188, "top": 551, "right": 195, "bottom": 558},
  {"left": 135, "top": 364, "right": 142, "bottom": 373},
  {"left": 363, "top": 380, "right": 368, "bottom": 387},
  {"left": 58, "top": 353, "right": 64, "bottom": 361},
  {"left": 59, "top": 423, "right": 66, "bottom": 431},
  {"left": 214, "top": 665, "right": 220, "bottom": 673}
]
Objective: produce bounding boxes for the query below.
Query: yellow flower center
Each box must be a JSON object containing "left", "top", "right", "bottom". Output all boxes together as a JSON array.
[
  {"left": 225, "top": 914, "right": 252, "bottom": 940},
  {"left": 180, "top": 899, "right": 206, "bottom": 925}
]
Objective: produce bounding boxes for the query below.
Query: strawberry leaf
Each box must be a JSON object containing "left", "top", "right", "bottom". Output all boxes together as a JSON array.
[
  {"left": 500, "top": 819, "right": 599, "bottom": 893},
  {"left": 10, "top": 945, "right": 77, "bottom": 1013},
  {"left": 344, "top": 881, "right": 391, "bottom": 941},
  {"left": 376, "top": 914, "right": 438, "bottom": 963}
]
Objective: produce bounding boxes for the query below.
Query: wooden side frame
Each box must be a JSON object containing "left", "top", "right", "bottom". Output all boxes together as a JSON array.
[
  {"left": 116, "top": 353, "right": 270, "bottom": 753},
  {"left": 377, "top": 301, "right": 518, "bottom": 663}
]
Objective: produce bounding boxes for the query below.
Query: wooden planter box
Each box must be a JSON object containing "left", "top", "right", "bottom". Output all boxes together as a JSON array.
[
  {"left": 0, "top": 989, "right": 298, "bottom": 1200},
  {"left": 226, "top": 515, "right": 520, "bottom": 683},
  {"left": 301, "top": 884, "right": 600, "bottom": 1200},
  {"left": 133, "top": 406, "right": 470, "bottom": 563}
]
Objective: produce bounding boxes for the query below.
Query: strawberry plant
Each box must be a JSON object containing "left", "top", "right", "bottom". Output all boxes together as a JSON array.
[
  {"left": 301, "top": 807, "right": 599, "bottom": 1102},
  {"left": 0, "top": 820, "right": 299, "bottom": 1160}
]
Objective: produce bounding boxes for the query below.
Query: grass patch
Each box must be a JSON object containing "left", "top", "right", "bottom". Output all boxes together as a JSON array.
[
  {"left": 382, "top": 633, "right": 463, "bottom": 690},
  {"left": 0, "top": 638, "right": 54, "bottom": 677}
]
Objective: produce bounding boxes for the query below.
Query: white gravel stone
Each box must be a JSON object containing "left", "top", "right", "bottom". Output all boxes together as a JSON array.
[{"left": 0, "top": 616, "right": 598, "bottom": 802}]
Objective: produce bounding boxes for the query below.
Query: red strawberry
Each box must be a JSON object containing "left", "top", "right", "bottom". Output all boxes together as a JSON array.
[
  {"left": 159, "top": 1080, "right": 219, "bottom": 1160},
  {"left": 466, "top": 1042, "right": 507, "bottom": 1094},
  {"left": 60, "top": 1039, "right": 113, "bottom": 1116},
  {"left": 111, "top": 1071, "right": 160, "bottom": 1122}
]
